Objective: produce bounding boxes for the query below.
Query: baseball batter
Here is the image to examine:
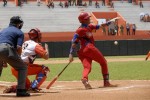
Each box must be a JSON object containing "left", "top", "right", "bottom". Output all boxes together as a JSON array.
[
  {"left": 69, "top": 12, "right": 117, "bottom": 89},
  {"left": 4, "top": 28, "right": 50, "bottom": 93}
]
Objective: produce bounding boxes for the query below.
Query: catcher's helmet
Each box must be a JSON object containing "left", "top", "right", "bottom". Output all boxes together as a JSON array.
[
  {"left": 28, "top": 28, "right": 42, "bottom": 42},
  {"left": 78, "top": 12, "right": 91, "bottom": 23}
]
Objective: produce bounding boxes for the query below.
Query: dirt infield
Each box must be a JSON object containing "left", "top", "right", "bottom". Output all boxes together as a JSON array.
[
  {"left": 0, "top": 80, "right": 150, "bottom": 100},
  {"left": 34, "top": 58, "right": 145, "bottom": 64}
]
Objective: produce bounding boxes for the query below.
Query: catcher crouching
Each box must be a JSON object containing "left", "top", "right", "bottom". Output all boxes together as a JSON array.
[{"left": 3, "top": 28, "right": 50, "bottom": 93}]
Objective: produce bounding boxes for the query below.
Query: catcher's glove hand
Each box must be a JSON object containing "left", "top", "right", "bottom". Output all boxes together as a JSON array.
[{"left": 42, "top": 65, "right": 50, "bottom": 74}]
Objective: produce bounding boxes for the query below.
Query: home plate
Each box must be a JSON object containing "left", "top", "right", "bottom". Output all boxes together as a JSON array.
[{"left": 0, "top": 93, "right": 43, "bottom": 97}]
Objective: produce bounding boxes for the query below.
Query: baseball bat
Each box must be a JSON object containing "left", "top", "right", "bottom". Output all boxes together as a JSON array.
[
  {"left": 46, "top": 62, "right": 71, "bottom": 89},
  {"left": 108, "top": 17, "right": 120, "bottom": 22}
]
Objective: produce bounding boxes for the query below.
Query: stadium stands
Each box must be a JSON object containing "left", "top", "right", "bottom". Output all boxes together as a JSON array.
[{"left": 0, "top": 1, "right": 149, "bottom": 41}]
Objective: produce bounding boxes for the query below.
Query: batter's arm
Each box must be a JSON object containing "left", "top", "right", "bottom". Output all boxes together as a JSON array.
[
  {"left": 69, "top": 33, "right": 79, "bottom": 62},
  {"left": 69, "top": 43, "right": 76, "bottom": 62}
]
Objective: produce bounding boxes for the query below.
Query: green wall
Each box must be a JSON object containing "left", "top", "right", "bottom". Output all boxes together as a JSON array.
[{"left": 43, "top": 40, "right": 150, "bottom": 58}]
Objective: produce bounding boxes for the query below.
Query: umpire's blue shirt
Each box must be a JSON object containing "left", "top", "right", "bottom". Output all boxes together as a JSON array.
[{"left": 0, "top": 25, "right": 24, "bottom": 48}]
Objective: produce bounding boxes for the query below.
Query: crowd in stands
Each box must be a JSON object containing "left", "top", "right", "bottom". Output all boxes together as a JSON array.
[
  {"left": 1, "top": 0, "right": 149, "bottom": 36},
  {"left": 2, "top": 0, "right": 147, "bottom": 9},
  {"left": 101, "top": 20, "right": 137, "bottom": 36},
  {"left": 46, "top": 0, "right": 105, "bottom": 8}
]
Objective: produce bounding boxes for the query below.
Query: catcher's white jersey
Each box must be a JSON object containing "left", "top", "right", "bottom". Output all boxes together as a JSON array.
[{"left": 21, "top": 40, "right": 37, "bottom": 63}]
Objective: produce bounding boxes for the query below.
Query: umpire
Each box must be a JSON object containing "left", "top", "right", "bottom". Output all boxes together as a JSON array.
[{"left": 0, "top": 16, "right": 30, "bottom": 97}]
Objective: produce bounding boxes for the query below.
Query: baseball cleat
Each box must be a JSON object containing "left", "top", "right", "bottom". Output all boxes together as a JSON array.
[
  {"left": 81, "top": 79, "right": 92, "bottom": 89},
  {"left": 17, "top": 89, "right": 30, "bottom": 97},
  {"left": 28, "top": 87, "right": 42, "bottom": 93},
  {"left": 104, "top": 81, "right": 118, "bottom": 87}
]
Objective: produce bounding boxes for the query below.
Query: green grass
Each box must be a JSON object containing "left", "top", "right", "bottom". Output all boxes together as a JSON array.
[{"left": 0, "top": 55, "right": 150, "bottom": 82}]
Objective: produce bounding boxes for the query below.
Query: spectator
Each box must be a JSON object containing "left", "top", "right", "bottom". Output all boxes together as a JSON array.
[
  {"left": 120, "top": 25, "right": 124, "bottom": 35},
  {"left": 68, "top": 0, "right": 71, "bottom": 6},
  {"left": 3, "top": 0, "right": 7, "bottom": 7},
  {"left": 140, "top": 12, "right": 145, "bottom": 21},
  {"left": 121, "top": 0, "right": 124, "bottom": 3},
  {"left": 132, "top": 24, "right": 136, "bottom": 35},
  {"left": 110, "top": 1, "right": 114, "bottom": 8},
  {"left": 37, "top": 0, "right": 41, "bottom": 6},
  {"left": 59, "top": 1, "right": 63, "bottom": 8},
  {"left": 64, "top": 1, "right": 69, "bottom": 8},
  {"left": 102, "top": 26, "right": 106, "bottom": 35},
  {"left": 72, "top": 0, "right": 76, "bottom": 6},
  {"left": 115, "top": 24, "right": 119, "bottom": 36},
  {"left": 102, "top": 0, "right": 105, "bottom": 6},
  {"left": 139, "top": 0, "right": 144, "bottom": 8},
  {"left": 78, "top": 0, "right": 83, "bottom": 6},
  {"left": 95, "top": 0, "right": 100, "bottom": 8},
  {"left": 47, "top": 0, "right": 54, "bottom": 8},
  {"left": 23, "top": 0, "right": 27, "bottom": 4},
  {"left": 18, "top": 0, "right": 22, "bottom": 7},
  {"left": 143, "top": 13, "right": 150, "bottom": 22},
  {"left": 83, "top": 2, "right": 87, "bottom": 7},
  {"left": 126, "top": 23, "right": 130, "bottom": 35},
  {"left": 89, "top": 0, "right": 92, "bottom": 6},
  {"left": 109, "top": 21, "right": 115, "bottom": 35}
]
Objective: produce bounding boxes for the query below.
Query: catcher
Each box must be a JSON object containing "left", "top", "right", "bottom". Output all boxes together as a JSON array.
[{"left": 3, "top": 28, "right": 50, "bottom": 93}]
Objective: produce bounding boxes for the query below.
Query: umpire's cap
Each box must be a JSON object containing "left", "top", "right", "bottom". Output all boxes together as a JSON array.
[{"left": 10, "top": 16, "right": 23, "bottom": 25}]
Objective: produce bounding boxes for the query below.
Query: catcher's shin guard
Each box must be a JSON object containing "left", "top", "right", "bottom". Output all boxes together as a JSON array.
[
  {"left": 31, "top": 72, "right": 46, "bottom": 89},
  {"left": 31, "top": 65, "right": 49, "bottom": 89}
]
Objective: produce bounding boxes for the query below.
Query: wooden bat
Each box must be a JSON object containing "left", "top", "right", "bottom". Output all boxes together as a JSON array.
[
  {"left": 46, "top": 62, "right": 71, "bottom": 89},
  {"left": 100, "top": 17, "right": 120, "bottom": 26},
  {"left": 109, "top": 17, "right": 120, "bottom": 22}
]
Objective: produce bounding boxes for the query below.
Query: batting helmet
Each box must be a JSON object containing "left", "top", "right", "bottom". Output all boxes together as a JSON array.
[
  {"left": 28, "top": 28, "right": 42, "bottom": 42},
  {"left": 78, "top": 12, "right": 91, "bottom": 23},
  {"left": 10, "top": 16, "right": 23, "bottom": 26}
]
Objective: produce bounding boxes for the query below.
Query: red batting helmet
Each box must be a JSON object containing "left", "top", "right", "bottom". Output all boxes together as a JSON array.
[
  {"left": 78, "top": 12, "right": 91, "bottom": 23},
  {"left": 28, "top": 28, "right": 42, "bottom": 42}
]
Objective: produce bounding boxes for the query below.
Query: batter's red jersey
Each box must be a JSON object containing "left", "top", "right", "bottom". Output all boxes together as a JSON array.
[{"left": 70, "top": 23, "right": 100, "bottom": 53}]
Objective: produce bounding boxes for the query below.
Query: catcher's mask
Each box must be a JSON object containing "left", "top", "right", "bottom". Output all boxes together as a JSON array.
[{"left": 28, "top": 28, "right": 42, "bottom": 43}]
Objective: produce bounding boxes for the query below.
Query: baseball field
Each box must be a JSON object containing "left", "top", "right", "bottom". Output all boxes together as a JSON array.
[{"left": 0, "top": 55, "right": 150, "bottom": 100}]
